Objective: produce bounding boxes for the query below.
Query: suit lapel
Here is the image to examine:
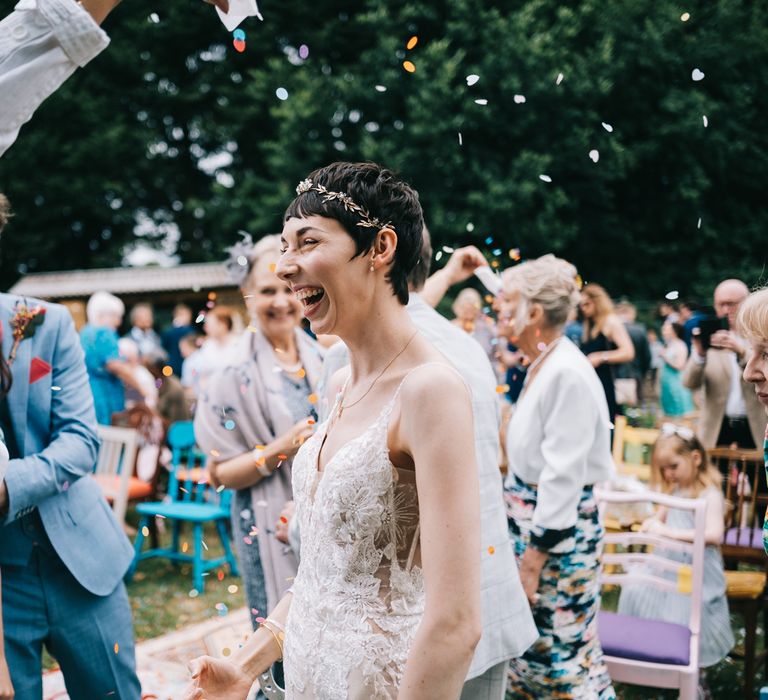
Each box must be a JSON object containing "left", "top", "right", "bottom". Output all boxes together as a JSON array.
[{"left": 1, "top": 298, "right": 32, "bottom": 456}]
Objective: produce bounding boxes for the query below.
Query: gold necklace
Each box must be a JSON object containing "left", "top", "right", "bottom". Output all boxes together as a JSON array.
[{"left": 335, "top": 329, "right": 419, "bottom": 420}]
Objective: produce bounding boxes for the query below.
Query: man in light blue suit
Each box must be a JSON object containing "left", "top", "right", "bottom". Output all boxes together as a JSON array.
[{"left": 0, "top": 291, "right": 141, "bottom": 699}]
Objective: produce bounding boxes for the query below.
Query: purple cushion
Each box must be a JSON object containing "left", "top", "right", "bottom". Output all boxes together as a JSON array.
[
  {"left": 598, "top": 611, "right": 691, "bottom": 666},
  {"left": 723, "top": 526, "right": 764, "bottom": 550}
]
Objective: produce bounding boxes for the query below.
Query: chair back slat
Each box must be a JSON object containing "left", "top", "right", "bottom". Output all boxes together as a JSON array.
[
  {"left": 165, "top": 421, "right": 224, "bottom": 507},
  {"left": 94, "top": 425, "right": 140, "bottom": 524},
  {"left": 611, "top": 415, "right": 658, "bottom": 482}
]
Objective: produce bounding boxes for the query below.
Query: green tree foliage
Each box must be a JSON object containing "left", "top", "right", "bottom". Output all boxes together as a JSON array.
[{"left": 1, "top": 0, "right": 766, "bottom": 301}]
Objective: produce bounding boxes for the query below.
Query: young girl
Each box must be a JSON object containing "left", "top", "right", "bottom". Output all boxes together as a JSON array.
[
  {"left": 618, "top": 425, "right": 734, "bottom": 672},
  {"left": 659, "top": 321, "right": 695, "bottom": 417}
]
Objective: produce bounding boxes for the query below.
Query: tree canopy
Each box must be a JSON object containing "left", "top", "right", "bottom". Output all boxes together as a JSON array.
[{"left": 1, "top": 0, "right": 766, "bottom": 302}]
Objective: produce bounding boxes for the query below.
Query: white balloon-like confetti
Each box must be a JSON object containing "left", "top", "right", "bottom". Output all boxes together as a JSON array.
[
  {"left": 589, "top": 149, "right": 599, "bottom": 163},
  {"left": 691, "top": 68, "right": 705, "bottom": 81},
  {"left": 702, "top": 115, "right": 708, "bottom": 127},
  {"left": 375, "top": 85, "right": 387, "bottom": 92},
  {"left": 665, "top": 290, "right": 680, "bottom": 301},
  {"left": 513, "top": 94, "right": 526, "bottom": 104},
  {"left": 681, "top": 12, "right": 690, "bottom": 21},
  {"left": 458, "top": 132, "right": 463, "bottom": 145},
  {"left": 697, "top": 217, "right": 702, "bottom": 229},
  {"left": 276, "top": 87, "right": 289, "bottom": 100},
  {"left": 602, "top": 122, "right": 614, "bottom": 133},
  {"left": 539, "top": 174, "right": 552, "bottom": 183},
  {"left": 474, "top": 98, "right": 488, "bottom": 105},
  {"left": 466, "top": 74, "right": 480, "bottom": 86},
  {"left": 556, "top": 72, "right": 564, "bottom": 85}
]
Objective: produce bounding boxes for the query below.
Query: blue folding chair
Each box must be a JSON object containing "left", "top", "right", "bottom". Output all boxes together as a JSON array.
[{"left": 127, "top": 421, "right": 239, "bottom": 593}]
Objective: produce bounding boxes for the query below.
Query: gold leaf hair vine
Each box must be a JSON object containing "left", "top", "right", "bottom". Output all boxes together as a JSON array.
[{"left": 295, "top": 179, "right": 395, "bottom": 232}]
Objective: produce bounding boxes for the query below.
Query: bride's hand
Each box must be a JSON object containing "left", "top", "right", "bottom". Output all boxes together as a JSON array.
[
  {"left": 185, "top": 656, "right": 253, "bottom": 700},
  {"left": 204, "top": 0, "right": 230, "bottom": 12}
]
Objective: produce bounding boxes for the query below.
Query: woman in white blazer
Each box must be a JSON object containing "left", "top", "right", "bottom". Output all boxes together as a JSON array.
[{"left": 498, "top": 255, "right": 615, "bottom": 699}]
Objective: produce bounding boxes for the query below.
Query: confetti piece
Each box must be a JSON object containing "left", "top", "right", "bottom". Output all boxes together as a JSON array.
[
  {"left": 539, "top": 174, "right": 552, "bottom": 183},
  {"left": 466, "top": 222, "right": 475, "bottom": 232},
  {"left": 509, "top": 247, "right": 521, "bottom": 260},
  {"left": 474, "top": 98, "right": 488, "bottom": 105},
  {"left": 216, "top": 484, "right": 226, "bottom": 492},
  {"left": 435, "top": 251, "right": 443, "bottom": 261},
  {"left": 601, "top": 122, "right": 613, "bottom": 133},
  {"left": 277, "top": 453, "right": 288, "bottom": 461},
  {"left": 296, "top": 368, "right": 306, "bottom": 378},
  {"left": 458, "top": 132, "right": 463, "bottom": 146},
  {"left": 224, "top": 419, "right": 236, "bottom": 430},
  {"left": 488, "top": 546, "right": 495, "bottom": 555},
  {"left": 697, "top": 217, "right": 702, "bottom": 229},
  {"left": 485, "top": 236, "right": 493, "bottom": 244},
  {"left": 233, "top": 38, "right": 246, "bottom": 53},
  {"left": 195, "top": 313, "right": 205, "bottom": 323},
  {"left": 62, "top": 481, "right": 70, "bottom": 491},
  {"left": 276, "top": 87, "right": 289, "bottom": 100},
  {"left": 375, "top": 85, "right": 387, "bottom": 92},
  {"left": 466, "top": 74, "right": 480, "bottom": 86},
  {"left": 403, "top": 60, "right": 416, "bottom": 73},
  {"left": 182, "top": 542, "right": 189, "bottom": 553},
  {"left": 222, "top": 647, "right": 231, "bottom": 657},
  {"left": 256, "top": 616, "right": 266, "bottom": 624},
  {"left": 691, "top": 68, "right": 704, "bottom": 81},
  {"left": 589, "top": 149, "right": 600, "bottom": 163},
  {"left": 114, "top": 643, "right": 119, "bottom": 654},
  {"left": 496, "top": 384, "right": 510, "bottom": 394},
  {"left": 681, "top": 12, "right": 690, "bottom": 21},
  {"left": 442, "top": 245, "right": 455, "bottom": 253},
  {"left": 492, "top": 248, "right": 502, "bottom": 257},
  {"left": 233, "top": 28, "right": 246, "bottom": 40},
  {"left": 244, "top": 536, "right": 253, "bottom": 545},
  {"left": 665, "top": 291, "right": 679, "bottom": 300},
  {"left": 556, "top": 72, "right": 564, "bottom": 85},
  {"left": 217, "top": 570, "right": 225, "bottom": 581},
  {"left": 513, "top": 94, "right": 526, "bottom": 104},
  {"left": 269, "top": 263, "right": 277, "bottom": 272},
  {"left": 251, "top": 608, "right": 259, "bottom": 616},
  {"left": 280, "top": 516, "right": 288, "bottom": 524},
  {"left": 307, "top": 418, "right": 316, "bottom": 425},
  {"left": 406, "top": 35, "right": 418, "bottom": 50},
  {"left": 702, "top": 115, "right": 708, "bottom": 127},
  {"left": 237, "top": 255, "right": 248, "bottom": 266},
  {"left": 51, "top": 385, "right": 61, "bottom": 391},
  {"left": 141, "top": 526, "right": 150, "bottom": 537},
  {"left": 299, "top": 44, "right": 309, "bottom": 59},
  {"left": 228, "top": 584, "right": 239, "bottom": 594},
  {"left": 202, "top": 539, "right": 208, "bottom": 551},
  {"left": 308, "top": 393, "right": 319, "bottom": 404},
  {"left": 189, "top": 589, "right": 199, "bottom": 598}
]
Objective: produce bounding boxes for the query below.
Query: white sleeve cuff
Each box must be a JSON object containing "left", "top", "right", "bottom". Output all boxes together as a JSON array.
[{"left": 35, "top": 0, "right": 110, "bottom": 67}]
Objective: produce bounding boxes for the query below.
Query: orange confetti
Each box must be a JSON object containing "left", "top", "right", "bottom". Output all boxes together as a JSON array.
[
  {"left": 162, "top": 365, "right": 173, "bottom": 377},
  {"left": 217, "top": 570, "right": 225, "bottom": 581},
  {"left": 208, "top": 292, "right": 217, "bottom": 300},
  {"left": 222, "top": 647, "right": 231, "bottom": 657},
  {"left": 488, "top": 546, "right": 495, "bottom": 555},
  {"left": 277, "top": 454, "right": 288, "bottom": 460},
  {"left": 296, "top": 368, "right": 306, "bottom": 378},
  {"left": 114, "top": 643, "right": 119, "bottom": 654},
  {"left": 495, "top": 384, "right": 510, "bottom": 394},
  {"left": 403, "top": 60, "right": 416, "bottom": 73},
  {"left": 308, "top": 393, "right": 319, "bottom": 404},
  {"left": 406, "top": 35, "right": 418, "bottom": 50},
  {"left": 269, "top": 263, "right": 277, "bottom": 272},
  {"left": 255, "top": 445, "right": 266, "bottom": 450},
  {"left": 307, "top": 418, "right": 316, "bottom": 425},
  {"left": 280, "top": 516, "right": 288, "bottom": 524},
  {"left": 182, "top": 542, "right": 189, "bottom": 553}
]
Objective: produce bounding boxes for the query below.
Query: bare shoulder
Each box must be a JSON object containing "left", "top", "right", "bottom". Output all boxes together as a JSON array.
[
  {"left": 399, "top": 362, "right": 470, "bottom": 412},
  {"left": 327, "top": 364, "right": 352, "bottom": 398}
]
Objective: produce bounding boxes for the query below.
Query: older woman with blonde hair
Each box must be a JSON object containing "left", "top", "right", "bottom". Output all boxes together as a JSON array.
[
  {"left": 738, "top": 286, "right": 768, "bottom": 554},
  {"left": 498, "top": 254, "right": 615, "bottom": 698},
  {"left": 194, "top": 234, "right": 324, "bottom": 632},
  {"left": 579, "top": 283, "right": 635, "bottom": 417}
]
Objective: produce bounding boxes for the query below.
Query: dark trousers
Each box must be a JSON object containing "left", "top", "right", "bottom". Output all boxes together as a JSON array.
[
  {"left": 716, "top": 416, "right": 756, "bottom": 449},
  {"left": 1, "top": 514, "right": 141, "bottom": 700}
]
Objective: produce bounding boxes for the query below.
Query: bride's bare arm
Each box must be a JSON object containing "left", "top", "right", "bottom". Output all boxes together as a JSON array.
[
  {"left": 397, "top": 366, "right": 482, "bottom": 699},
  {"left": 185, "top": 593, "right": 292, "bottom": 700}
]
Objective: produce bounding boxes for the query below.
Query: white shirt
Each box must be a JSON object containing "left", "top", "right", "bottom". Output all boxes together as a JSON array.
[
  {"left": 505, "top": 336, "right": 615, "bottom": 533},
  {"left": 725, "top": 350, "right": 747, "bottom": 418},
  {"left": 0, "top": 0, "right": 109, "bottom": 158}
]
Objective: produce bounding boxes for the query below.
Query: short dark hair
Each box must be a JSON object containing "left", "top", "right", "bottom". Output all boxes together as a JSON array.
[
  {"left": 408, "top": 226, "right": 432, "bottom": 292},
  {"left": 284, "top": 162, "right": 424, "bottom": 305}
]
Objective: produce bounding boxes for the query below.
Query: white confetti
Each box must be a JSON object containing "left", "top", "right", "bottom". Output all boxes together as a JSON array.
[
  {"left": 474, "top": 98, "right": 488, "bottom": 105},
  {"left": 697, "top": 217, "right": 702, "bottom": 229},
  {"left": 513, "top": 94, "right": 526, "bottom": 104},
  {"left": 375, "top": 85, "right": 387, "bottom": 92},
  {"left": 665, "top": 290, "right": 679, "bottom": 301},
  {"left": 435, "top": 250, "right": 443, "bottom": 261},
  {"left": 466, "top": 222, "right": 475, "bottom": 232},
  {"left": 681, "top": 12, "right": 690, "bottom": 21},
  {"left": 589, "top": 149, "right": 600, "bottom": 163},
  {"left": 702, "top": 115, "right": 708, "bottom": 127},
  {"left": 442, "top": 245, "right": 455, "bottom": 253},
  {"left": 51, "top": 386, "right": 61, "bottom": 392},
  {"left": 275, "top": 87, "right": 289, "bottom": 100},
  {"left": 601, "top": 122, "right": 614, "bottom": 133},
  {"left": 691, "top": 68, "right": 705, "bottom": 81},
  {"left": 458, "top": 132, "right": 463, "bottom": 145},
  {"left": 466, "top": 74, "right": 480, "bottom": 86},
  {"left": 556, "top": 72, "right": 564, "bottom": 85},
  {"left": 539, "top": 174, "right": 552, "bottom": 183}
]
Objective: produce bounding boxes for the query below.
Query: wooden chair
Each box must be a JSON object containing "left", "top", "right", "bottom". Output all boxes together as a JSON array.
[
  {"left": 92, "top": 425, "right": 140, "bottom": 526},
  {"left": 596, "top": 489, "right": 707, "bottom": 699},
  {"left": 126, "top": 421, "right": 238, "bottom": 593},
  {"left": 709, "top": 446, "right": 767, "bottom": 698},
  {"left": 612, "top": 415, "right": 659, "bottom": 482}
]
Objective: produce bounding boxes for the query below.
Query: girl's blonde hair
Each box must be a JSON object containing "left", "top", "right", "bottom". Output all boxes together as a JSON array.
[
  {"left": 581, "top": 283, "right": 614, "bottom": 340},
  {"left": 650, "top": 428, "right": 721, "bottom": 496},
  {"left": 736, "top": 286, "right": 768, "bottom": 345}
]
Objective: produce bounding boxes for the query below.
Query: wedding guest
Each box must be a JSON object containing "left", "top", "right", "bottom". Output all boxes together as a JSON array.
[
  {"left": 118, "top": 337, "right": 159, "bottom": 409},
  {"left": 618, "top": 426, "right": 733, "bottom": 678},
  {"left": 145, "top": 354, "right": 191, "bottom": 424},
  {"left": 1, "top": 0, "right": 229, "bottom": 157},
  {"left": 194, "top": 235, "right": 322, "bottom": 627},
  {"left": 615, "top": 301, "right": 651, "bottom": 404},
  {"left": 179, "top": 331, "right": 205, "bottom": 396},
  {"left": 125, "top": 303, "right": 164, "bottom": 359},
  {"left": 186, "top": 306, "right": 242, "bottom": 396},
  {"left": 648, "top": 327, "right": 664, "bottom": 393},
  {"left": 162, "top": 304, "right": 197, "bottom": 376},
  {"left": 451, "top": 288, "right": 497, "bottom": 367},
  {"left": 660, "top": 322, "right": 694, "bottom": 417},
  {"left": 187, "top": 162, "right": 482, "bottom": 699},
  {"left": 315, "top": 231, "right": 537, "bottom": 699},
  {"left": 683, "top": 279, "right": 766, "bottom": 448},
  {"left": 738, "top": 286, "right": 768, "bottom": 553},
  {"left": 579, "top": 283, "right": 635, "bottom": 417},
  {"left": 499, "top": 255, "right": 615, "bottom": 698},
  {"left": 80, "top": 291, "right": 149, "bottom": 424},
  {"left": 0, "top": 292, "right": 140, "bottom": 698}
]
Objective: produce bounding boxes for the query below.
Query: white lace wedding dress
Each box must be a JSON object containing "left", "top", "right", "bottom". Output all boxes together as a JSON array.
[{"left": 283, "top": 379, "right": 424, "bottom": 699}]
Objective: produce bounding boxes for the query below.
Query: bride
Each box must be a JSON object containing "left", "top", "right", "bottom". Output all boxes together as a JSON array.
[{"left": 186, "top": 162, "right": 482, "bottom": 699}]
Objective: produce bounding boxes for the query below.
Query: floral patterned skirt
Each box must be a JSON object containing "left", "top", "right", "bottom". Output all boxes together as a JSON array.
[{"left": 505, "top": 474, "right": 615, "bottom": 699}]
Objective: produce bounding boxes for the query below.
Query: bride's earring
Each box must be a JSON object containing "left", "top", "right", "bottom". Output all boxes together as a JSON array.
[{"left": 369, "top": 252, "right": 375, "bottom": 272}]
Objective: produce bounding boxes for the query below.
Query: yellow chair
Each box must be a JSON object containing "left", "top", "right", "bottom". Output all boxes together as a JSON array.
[{"left": 612, "top": 415, "right": 659, "bottom": 483}]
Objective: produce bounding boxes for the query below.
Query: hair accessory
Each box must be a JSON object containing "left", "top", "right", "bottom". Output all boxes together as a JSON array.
[
  {"left": 660, "top": 423, "right": 695, "bottom": 441},
  {"left": 295, "top": 179, "right": 395, "bottom": 232}
]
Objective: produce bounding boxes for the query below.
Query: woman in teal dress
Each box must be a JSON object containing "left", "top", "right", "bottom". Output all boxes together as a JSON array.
[
  {"left": 737, "top": 286, "right": 768, "bottom": 553},
  {"left": 660, "top": 321, "right": 695, "bottom": 417}
]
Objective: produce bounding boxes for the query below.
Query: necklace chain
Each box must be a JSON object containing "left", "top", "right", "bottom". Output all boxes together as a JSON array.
[{"left": 337, "top": 330, "right": 419, "bottom": 417}]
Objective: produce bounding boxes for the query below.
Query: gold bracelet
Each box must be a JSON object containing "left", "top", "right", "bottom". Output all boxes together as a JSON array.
[{"left": 260, "top": 620, "right": 283, "bottom": 659}]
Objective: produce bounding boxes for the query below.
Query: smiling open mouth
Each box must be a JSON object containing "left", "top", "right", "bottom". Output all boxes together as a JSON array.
[{"left": 295, "top": 287, "right": 325, "bottom": 307}]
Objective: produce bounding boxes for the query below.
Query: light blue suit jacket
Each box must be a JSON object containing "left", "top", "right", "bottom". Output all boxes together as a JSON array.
[{"left": 0, "top": 294, "right": 133, "bottom": 596}]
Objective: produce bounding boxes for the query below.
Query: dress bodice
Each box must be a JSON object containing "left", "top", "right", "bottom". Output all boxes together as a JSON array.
[{"left": 284, "top": 381, "right": 424, "bottom": 699}]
